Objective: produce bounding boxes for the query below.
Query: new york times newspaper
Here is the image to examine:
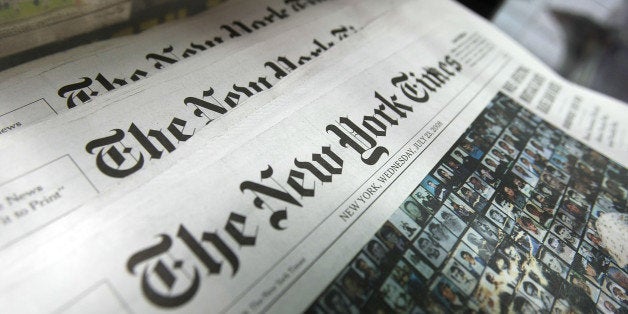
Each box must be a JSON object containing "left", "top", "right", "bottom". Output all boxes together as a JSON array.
[
  {"left": 0, "top": 0, "right": 399, "bottom": 250},
  {"left": 0, "top": 0, "right": 626, "bottom": 313},
  {"left": 0, "top": 0, "right": 381, "bottom": 136}
]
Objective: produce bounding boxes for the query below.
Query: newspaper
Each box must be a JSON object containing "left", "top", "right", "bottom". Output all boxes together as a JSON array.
[
  {"left": 0, "top": 0, "right": 372, "bottom": 136},
  {"left": 0, "top": 0, "right": 399, "bottom": 250},
  {"left": 0, "top": 0, "right": 627, "bottom": 313}
]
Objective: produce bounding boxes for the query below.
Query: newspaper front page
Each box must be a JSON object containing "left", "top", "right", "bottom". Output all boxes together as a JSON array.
[
  {"left": 0, "top": 0, "right": 627, "bottom": 313},
  {"left": 0, "top": 0, "right": 403, "bottom": 251},
  {"left": 0, "top": 0, "right": 382, "bottom": 136}
]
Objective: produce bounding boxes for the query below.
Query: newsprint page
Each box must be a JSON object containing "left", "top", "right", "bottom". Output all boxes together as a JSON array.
[
  {"left": 0, "top": 0, "right": 384, "bottom": 135},
  {"left": 0, "top": 0, "right": 627, "bottom": 313}
]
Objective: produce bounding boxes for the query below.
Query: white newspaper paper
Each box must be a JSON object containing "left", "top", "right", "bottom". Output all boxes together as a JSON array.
[
  {"left": 0, "top": 0, "right": 626, "bottom": 313},
  {"left": 0, "top": 0, "right": 398, "bottom": 251},
  {"left": 0, "top": 0, "right": 375, "bottom": 136}
]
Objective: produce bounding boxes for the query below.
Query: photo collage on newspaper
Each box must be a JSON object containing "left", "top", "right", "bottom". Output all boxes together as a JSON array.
[{"left": 307, "top": 92, "right": 628, "bottom": 313}]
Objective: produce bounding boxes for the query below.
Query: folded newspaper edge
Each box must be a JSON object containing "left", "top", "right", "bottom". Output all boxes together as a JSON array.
[
  {"left": 0, "top": 0, "right": 377, "bottom": 136},
  {"left": 0, "top": 0, "right": 627, "bottom": 313}
]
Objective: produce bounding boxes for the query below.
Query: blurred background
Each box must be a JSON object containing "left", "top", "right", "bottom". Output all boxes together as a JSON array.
[{"left": 0, "top": 0, "right": 627, "bottom": 102}]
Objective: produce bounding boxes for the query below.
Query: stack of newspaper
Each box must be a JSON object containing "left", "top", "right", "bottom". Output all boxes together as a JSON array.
[{"left": 0, "top": 0, "right": 626, "bottom": 312}]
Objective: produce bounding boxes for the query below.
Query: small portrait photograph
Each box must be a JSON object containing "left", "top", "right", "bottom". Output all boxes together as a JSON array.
[
  {"left": 481, "top": 156, "right": 509, "bottom": 176},
  {"left": 432, "top": 164, "right": 459, "bottom": 188},
  {"left": 526, "top": 138, "right": 553, "bottom": 158},
  {"left": 467, "top": 174, "right": 495, "bottom": 199},
  {"left": 351, "top": 252, "right": 382, "bottom": 285},
  {"left": 533, "top": 182, "right": 562, "bottom": 208},
  {"left": 602, "top": 279, "right": 628, "bottom": 306},
  {"left": 488, "top": 147, "right": 512, "bottom": 164},
  {"left": 584, "top": 228, "right": 606, "bottom": 251},
  {"left": 605, "top": 161, "right": 627, "bottom": 181},
  {"left": 399, "top": 194, "right": 431, "bottom": 228},
  {"left": 539, "top": 249, "right": 569, "bottom": 278},
  {"left": 403, "top": 249, "right": 434, "bottom": 280},
  {"left": 564, "top": 187, "right": 591, "bottom": 208},
  {"left": 430, "top": 276, "right": 466, "bottom": 311},
  {"left": 543, "top": 164, "right": 571, "bottom": 184},
  {"left": 472, "top": 217, "right": 502, "bottom": 246},
  {"left": 319, "top": 286, "right": 359, "bottom": 313},
  {"left": 377, "top": 222, "right": 408, "bottom": 252},
  {"left": 410, "top": 186, "right": 439, "bottom": 216},
  {"left": 517, "top": 155, "right": 542, "bottom": 177},
  {"left": 435, "top": 206, "right": 466, "bottom": 236},
  {"left": 444, "top": 157, "right": 474, "bottom": 180},
  {"left": 464, "top": 129, "right": 492, "bottom": 151},
  {"left": 514, "top": 213, "right": 547, "bottom": 241},
  {"left": 505, "top": 175, "right": 534, "bottom": 197},
  {"left": 568, "top": 271, "right": 600, "bottom": 302},
  {"left": 560, "top": 198, "right": 589, "bottom": 220},
  {"left": 486, "top": 205, "right": 509, "bottom": 230},
  {"left": 582, "top": 149, "right": 608, "bottom": 169},
  {"left": 570, "top": 177, "right": 599, "bottom": 200},
  {"left": 529, "top": 190, "right": 558, "bottom": 213},
  {"left": 458, "top": 139, "right": 486, "bottom": 160},
  {"left": 495, "top": 139, "right": 519, "bottom": 159},
  {"left": 476, "top": 166, "right": 501, "bottom": 187},
  {"left": 571, "top": 254, "right": 605, "bottom": 285},
  {"left": 522, "top": 147, "right": 548, "bottom": 168},
  {"left": 574, "top": 160, "right": 603, "bottom": 181},
  {"left": 597, "top": 292, "right": 623, "bottom": 314},
  {"left": 364, "top": 238, "right": 391, "bottom": 267},
  {"left": 544, "top": 234, "right": 576, "bottom": 264},
  {"left": 522, "top": 201, "right": 553, "bottom": 228},
  {"left": 450, "top": 146, "right": 470, "bottom": 164},
  {"left": 443, "top": 194, "right": 476, "bottom": 223},
  {"left": 450, "top": 146, "right": 481, "bottom": 170},
  {"left": 443, "top": 259, "right": 478, "bottom": 295},
  {"left": 454, "top": 242, "right": 486, "bottom": 277},
  {"left": 540, "top": 170, "right": 567, "bottom": 191},
  {"left": 462, "top": 228, "right": 494, "bottom": 261},
  {"left": 379, "top": 276, "right": 414, "bottom": 313},
  {"left": 494, "top": 182, "right": 527, "bottom": 210},
  {"left": 424, "top": 217, "right": 457, "bottom": 250},
  {"left": 606, "top": 267, "right": 628, "bottom": 290},
  {"left": 336, "top": 268, "right": 371, "bottom": 305},
  {"left": 456, "top": 184, "right": 488, "bottom": 211},
  {"left": 549, "top": 151, "right": 575, "bottom": 174},
  {"left": 413, "top": 233, "right": 447, "bottom": 267},
  {"left": 389, "top": 209, "right": 421, "bottom": 240},
  {"left": 550, "top": 221, "right": 580, "bottom": 249},
  {"left": 601, "top": 177, "right": 628, "bottom": 200},
  {"left": 511, "top": 163, "right": 539, "bottom": 186},
  {"left": 518, "top": 280, "right": 554, "bottom": 310},
  {"left": 420, "top": 175, "right": 448, "bottom": 201},
  {"left": 555, "top": 210, "right": 585, "bottom": 235}
]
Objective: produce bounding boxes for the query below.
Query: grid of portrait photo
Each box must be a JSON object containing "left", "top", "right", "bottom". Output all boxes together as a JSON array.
[{"left": 307, "top": 92, "right": 628, "bottom": 313}]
